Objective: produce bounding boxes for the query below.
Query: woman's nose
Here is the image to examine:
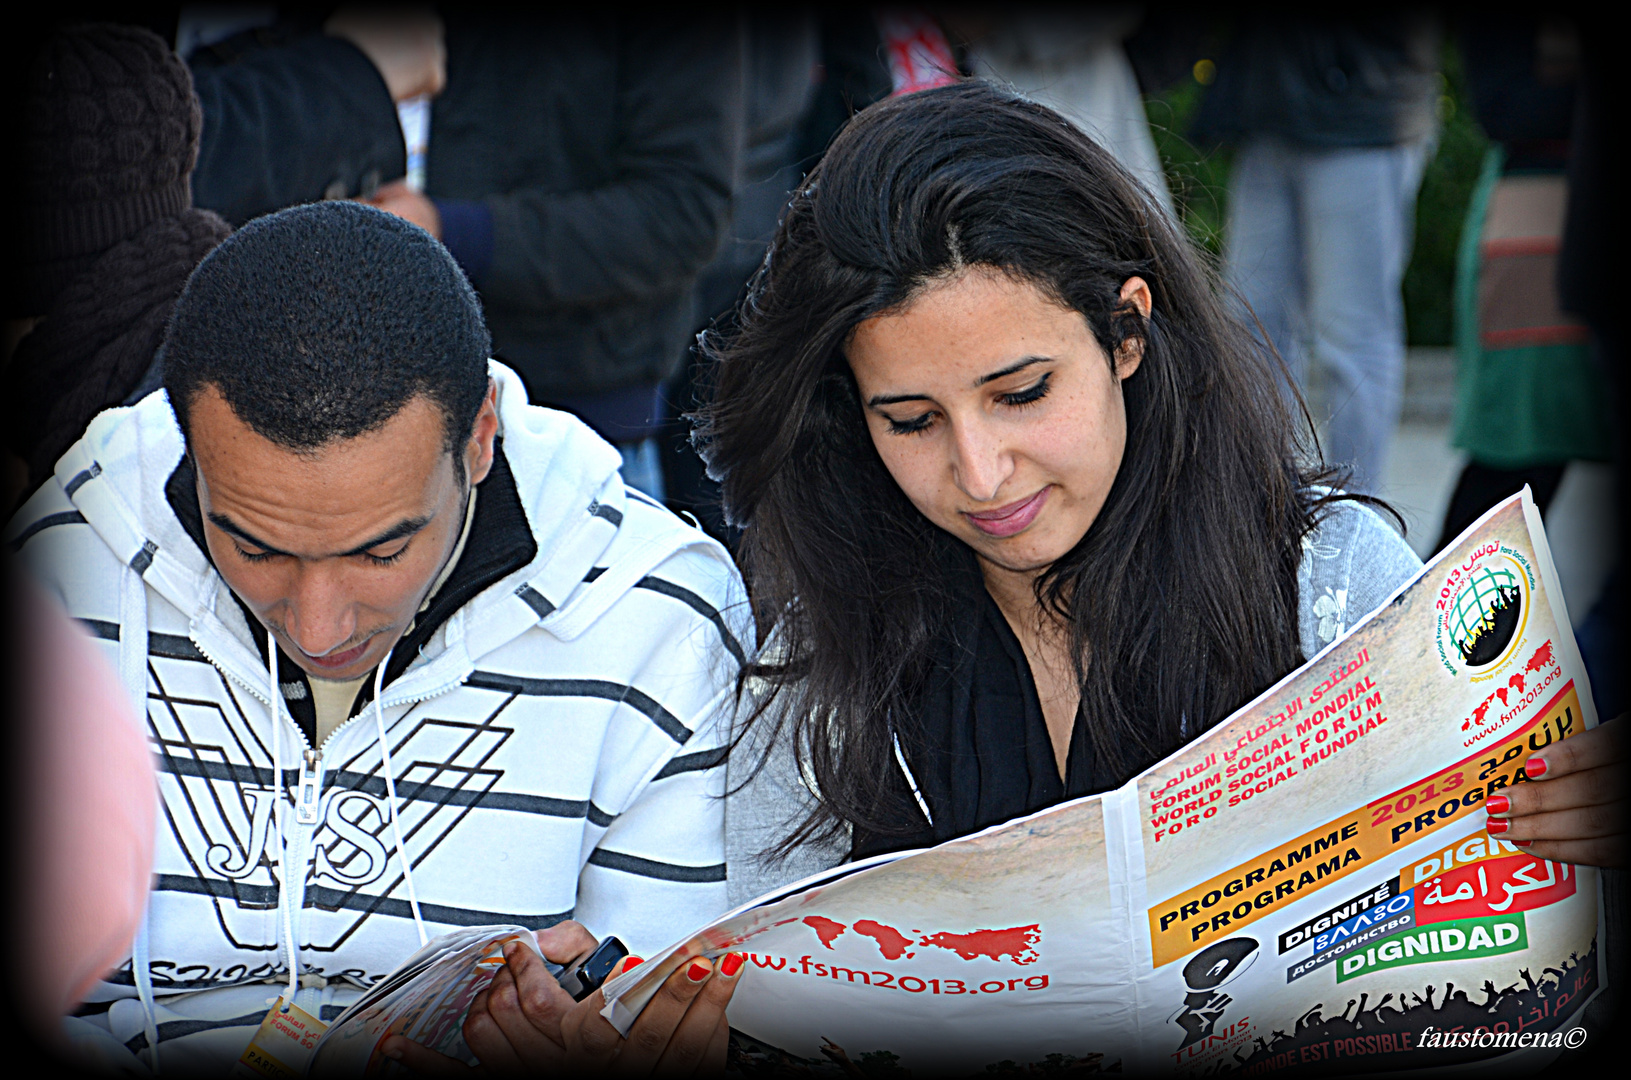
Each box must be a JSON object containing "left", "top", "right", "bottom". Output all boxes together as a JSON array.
[{"left": 950, "top": 419, "right": 1014, "bottom": 504}]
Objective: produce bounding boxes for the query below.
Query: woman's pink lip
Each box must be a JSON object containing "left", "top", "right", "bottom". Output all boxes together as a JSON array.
[
  {"left": 964, "top": 487, "right": 1050, "bottom": 537},
  {"left": 303, "top": 637, "right": 372, "bottom": 670}
]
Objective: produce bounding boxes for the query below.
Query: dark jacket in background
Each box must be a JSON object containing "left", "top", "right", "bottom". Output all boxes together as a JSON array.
[
  {"left": 190, "top": 26, "right": 405, "bottom": 224},
  {"left": 429, "top": 13, "right": 742, "bottom": 406},
  {"left": 1194, "top": 14, "right": 1440, "bottom": 147},
  {"left": 184, "top": 13, "right": 742, "bottom": 411}
]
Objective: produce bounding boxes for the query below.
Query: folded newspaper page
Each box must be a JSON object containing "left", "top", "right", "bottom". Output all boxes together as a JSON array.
[
  {"left": 305, "top": 925, "right": 537, "bottom": 1074},
  {"left": 601, "top": 491, "right": 1603, "bottom": 1074}
]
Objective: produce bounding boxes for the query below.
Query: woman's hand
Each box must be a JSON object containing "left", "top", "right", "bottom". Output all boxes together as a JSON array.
[
  {"left": 380, "top": 920, "right": 744, "bottom": 1075},
  {"left": 1485, "top": 714, "right": 1625, "bottom": 866},
  {"left": 558, "top": 952, "right": 742, "bottom": 1075}
]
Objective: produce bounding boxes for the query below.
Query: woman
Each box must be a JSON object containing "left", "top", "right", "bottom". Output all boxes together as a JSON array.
[{"left": 702, "top": 80, "right": 1623, "bottom": 900}]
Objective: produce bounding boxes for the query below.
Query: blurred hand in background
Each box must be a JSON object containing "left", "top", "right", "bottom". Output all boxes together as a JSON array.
[
  {"left": 324, "top": 5, "right": 446, "bottom": 102},
  {"left": 366, "top": 179, "right": 442, "bottom": 238}
]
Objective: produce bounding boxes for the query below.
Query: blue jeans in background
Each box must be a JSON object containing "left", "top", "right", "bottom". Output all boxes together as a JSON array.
[
  {"left": 1225, "top": 136, "right": 1432, "bottom": 493},
  {"left": 617, "top": 436, "right": 665, "bottom": 502}
]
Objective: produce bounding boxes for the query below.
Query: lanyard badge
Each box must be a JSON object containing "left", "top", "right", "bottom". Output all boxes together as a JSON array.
[{"left": 232, "top": 996, "right": 329, "bottom": 1079}]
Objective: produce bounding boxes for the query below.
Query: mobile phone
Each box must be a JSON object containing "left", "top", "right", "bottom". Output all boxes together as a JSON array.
[{"left": 548, "top": 935, "right": 629, "bottom": 1002}]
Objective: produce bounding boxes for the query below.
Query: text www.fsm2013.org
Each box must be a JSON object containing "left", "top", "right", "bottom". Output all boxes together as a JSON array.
[{"left": 746, "top": 954, "right": 1050, "bottom": 996}]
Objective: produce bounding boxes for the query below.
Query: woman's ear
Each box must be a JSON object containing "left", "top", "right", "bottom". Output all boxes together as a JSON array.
[{"left": 1114, "top": 276, "right": 1153, "bottom": 380}]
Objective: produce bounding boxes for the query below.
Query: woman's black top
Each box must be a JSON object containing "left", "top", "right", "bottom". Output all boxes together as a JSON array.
[{"left": 851, "top": 551, "right": 1122, "bottom": 859}]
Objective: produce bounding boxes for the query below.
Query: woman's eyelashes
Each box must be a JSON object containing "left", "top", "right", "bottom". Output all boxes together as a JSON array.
[
  {"left": 998, "top": 371, "right": 1052, "bottom": 408},
  {"left": 886, "top": 411, "right": 935, "bottom": 435},
  {"left": 881, "top": 372, "right": 1054, "bottom": 435}
]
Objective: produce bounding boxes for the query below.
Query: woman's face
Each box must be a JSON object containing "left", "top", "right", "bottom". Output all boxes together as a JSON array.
[{"left": 847, "top": 268, "right": 1147, "bottom": 581}]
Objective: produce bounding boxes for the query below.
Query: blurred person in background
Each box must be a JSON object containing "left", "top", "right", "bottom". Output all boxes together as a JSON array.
[
  {"left": 658, "top": 12, "right": 821, "bottom": 537},
  {"left": 1437, "top": 18, "right": 1609, "bottom": 549},
  {"left": 956, "top": 7, "right": 1174, "bottom": 210},
  {"left": 184, "top": 6, "right": 446, "bottom": 224},
  {"left": 1197, "top": 13, "right": 1440, "bottom": 495},
  {"left": 660, "top": 7, "right": 960, "bottom": 532},
  {"left": 10, "top": 574, "right": 157, "bottom": 1068},
  {"left": 365, "top": 12, "right": 744, "bottom": 500},
  {"left": 4, "top": 24, "right": 231, "bottom": 511}
]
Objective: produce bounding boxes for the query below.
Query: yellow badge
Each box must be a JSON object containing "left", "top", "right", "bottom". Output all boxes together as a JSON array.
[{"left": 232, "top": 996, "right": 329, "bottom": 1079}]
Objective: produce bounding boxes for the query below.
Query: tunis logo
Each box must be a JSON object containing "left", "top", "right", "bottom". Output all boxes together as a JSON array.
[
  {"left": 1434, "top": 544, "right": 1535, "bottom": 676},
  {"left": 1170, "top": 937, "right": 1258, "bottom": 1050}
]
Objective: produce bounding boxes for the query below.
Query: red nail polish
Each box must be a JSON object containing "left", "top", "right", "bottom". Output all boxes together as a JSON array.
[
  {"left": 720, "top": 952, "right": 744, "bottom": 977},
  {"left": 1512, "top": 838, "right": 1533, "bottom": 847},
  {"left": 687, "top": 959, "right": 712, "bottom": 982},
  {"left": 1525, "top": 757, "right": 1548, "bottom": 778},
  {"left": 1486, "top": 818, "right": 1509, "bottom": 834},
  {"left": 1485, "top": 795, "right": 1510, "bottom": 815},
  {"left": 624, "top": 956, "right": 644, "bottom": 970}
]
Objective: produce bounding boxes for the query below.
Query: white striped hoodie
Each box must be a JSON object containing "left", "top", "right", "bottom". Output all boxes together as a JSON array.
[{"left": 7, "top": 361, "right": 751, "bottom": 1071}]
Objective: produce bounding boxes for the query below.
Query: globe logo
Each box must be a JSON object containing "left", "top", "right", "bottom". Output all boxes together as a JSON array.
[{"left": 1448, "top": 564, "right": 1523, "bottom": 668}]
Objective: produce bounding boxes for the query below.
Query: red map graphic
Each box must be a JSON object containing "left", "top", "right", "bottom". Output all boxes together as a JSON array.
[
  {"left": 1526, "top": 641, "right": 1554, "bottom": 674},
  {"left": 918, "top": 926, "right": 1042, "bottom": 965},
  {"left": 795, "top": 918, "right": 1042, "bottom": 964},
  {"left": 802, "top": 916, "right": 846, "bottom": 949},
  {"left": 853, "top": 920, "right": 914, "bottom": 960}
]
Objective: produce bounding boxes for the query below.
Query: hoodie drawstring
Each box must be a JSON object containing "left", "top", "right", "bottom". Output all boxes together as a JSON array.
[
  {"left": 266, "top": 637, "right": 300, "bottom": 1010},
  {"left": 373, "top": 657, "right": 428, "bottom": 947}
]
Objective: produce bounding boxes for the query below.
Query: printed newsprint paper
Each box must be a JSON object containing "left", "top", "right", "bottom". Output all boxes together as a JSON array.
[{"left": 601, "top": 491, "right": 1603, "bottom": 1074}]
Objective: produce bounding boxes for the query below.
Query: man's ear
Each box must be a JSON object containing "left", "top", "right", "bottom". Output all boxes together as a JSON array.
[{"left": 465, "top": 379, "right": 499, "bottom": 486}]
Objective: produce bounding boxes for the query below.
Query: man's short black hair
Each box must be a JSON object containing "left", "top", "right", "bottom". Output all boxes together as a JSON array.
[{"left": 163, "top": 201, "right": 491, "bottom": 459}]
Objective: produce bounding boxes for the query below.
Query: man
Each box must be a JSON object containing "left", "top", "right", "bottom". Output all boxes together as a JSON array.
[
  {"left": 6, "top": 202, "right": 750, "bottom": 1069},
  {"left": 365, "top": 12, "right": 743, "bottom": 498},
  {"left": 1196, "top": 13, "right": 1440, "bottom": 493}
]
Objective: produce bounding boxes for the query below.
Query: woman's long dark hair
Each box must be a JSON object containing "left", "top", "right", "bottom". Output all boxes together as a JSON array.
[{"left": 699, "top": 80, "right": 1363, "bottom": 852}]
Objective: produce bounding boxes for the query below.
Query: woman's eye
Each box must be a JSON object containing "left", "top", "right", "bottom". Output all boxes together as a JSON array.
[
  {"left": 885, "top": 412, "right": 934, "bottom": 435},
  {"left": 999, "top": 372, "right": 1052, "bottom": 408}
]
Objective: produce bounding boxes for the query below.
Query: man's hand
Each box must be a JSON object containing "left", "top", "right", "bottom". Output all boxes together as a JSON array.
[
  {"left": 380, "top": 920, "right": 745, "bottom": 1075},
  {"left": 325, "top": 6, "right": 446, "bottom": 102},
  {"left": 366, "top": 181, "right": 442, "bottom": 238},
  {"left": 1486, "top": 714, "right": 1625, "bottom": 866}
]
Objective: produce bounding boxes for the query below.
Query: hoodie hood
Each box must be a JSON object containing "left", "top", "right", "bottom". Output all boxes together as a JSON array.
[{"left": 44, "top": 359, "right": 701, "bottom": 707}]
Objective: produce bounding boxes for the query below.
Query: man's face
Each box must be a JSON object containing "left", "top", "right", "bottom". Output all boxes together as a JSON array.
[{"left": 191, "top": 384, "right": 496, "bottom": 682}]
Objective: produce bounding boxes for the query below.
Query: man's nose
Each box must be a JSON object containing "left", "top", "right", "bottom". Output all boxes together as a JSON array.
[
  {"left": 950, "top": 418, "right": 1014, "bottom": 504},
  {"left": 281, "top": 564, "right": 356, "bottom": 657}
]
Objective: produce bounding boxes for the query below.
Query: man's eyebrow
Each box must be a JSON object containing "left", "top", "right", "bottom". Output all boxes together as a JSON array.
[
  {"left": 974, "top": 355, "right": 1050, "bottom": 386},
  {"left": 207, "top": 512, "right": 433, "bottom": 558},
  {"left": 337, "top": 516, "right": 434, "bottom": 557},
  {"left": 207, "top": 513, "right": 295, "bottom": 557}
]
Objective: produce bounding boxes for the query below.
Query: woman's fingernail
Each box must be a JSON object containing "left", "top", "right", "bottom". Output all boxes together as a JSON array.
[
  {"left": 720, "top": 952, "right": 745, "bottom": 978},
  {"left": 382, "top": 1041, "right": 403, "bottom": 1061},
  {"left": 1486, "top": 817, "right": 1510, "bottom": 834},
  {"left": 1486, "top": 794, "right": 1510, "bottom": 815},
  {"left": 1525, "top": 757, "right": 1548, "bottom": 778},
  {"left": 687, "top": 959, "right": 712, "bottom": 982},
  {"left": 1512, "top": 838, "right": 1533, "bottom": 847}
]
